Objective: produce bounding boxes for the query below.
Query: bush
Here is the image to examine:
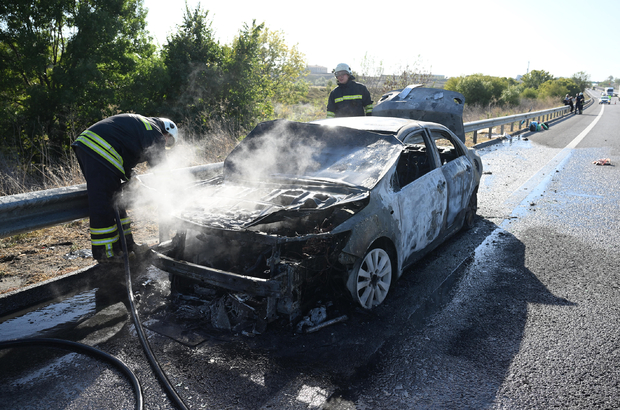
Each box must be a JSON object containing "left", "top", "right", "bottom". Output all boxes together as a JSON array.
[
  {"left": 500, "top": 85, "right": 521, "bottom": 106},
  {"left": 521, "top": 88, "right": 538, "bottom": 99}
]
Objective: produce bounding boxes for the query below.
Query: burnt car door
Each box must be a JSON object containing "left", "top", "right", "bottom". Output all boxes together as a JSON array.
[
  {"left": 392, "top": 130, "right": 447, "bottom": 267},
  {"left": 428, "top": 128, "right": 475, "bottom": 228}
]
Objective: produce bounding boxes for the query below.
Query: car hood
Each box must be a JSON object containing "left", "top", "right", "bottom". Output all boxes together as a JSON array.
[
  {"left": 175, "top": 120, "right": 402, "bottom": 234},
  {"left": 177, "top": 181, "right": 369, "bottom": 233}
]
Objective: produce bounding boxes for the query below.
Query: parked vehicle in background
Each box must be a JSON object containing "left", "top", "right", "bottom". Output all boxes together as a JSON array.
[{"left": 606, "top": 87, "right": 615, "bottom": 97}]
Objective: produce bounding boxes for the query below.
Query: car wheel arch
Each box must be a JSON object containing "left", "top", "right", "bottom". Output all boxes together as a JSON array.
[
  {"left": 345, "top": 237, "right": 399, "bottom": 310},
  {"left": 462, "top": 185, "right": 479, "bottom": 230}
]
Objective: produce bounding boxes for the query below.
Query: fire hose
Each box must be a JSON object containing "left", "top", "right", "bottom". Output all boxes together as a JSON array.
[
  {"left": 0, "top": 206, "right": 189, "bottom": 410},
  {"left": 114, "top": 206, "right": 189, "bottom": 410}
]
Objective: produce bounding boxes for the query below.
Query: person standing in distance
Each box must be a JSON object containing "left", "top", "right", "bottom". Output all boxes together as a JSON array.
[
  {"left": 326, "top": 63, "right": 373, "bottom": 118},
  {"left": 71, "top": 114, "right": 178, "bottom": 264}
]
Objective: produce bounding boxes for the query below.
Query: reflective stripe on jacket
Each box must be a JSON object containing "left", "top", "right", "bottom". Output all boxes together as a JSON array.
[
  {"left": 75, "top": 130, "right": 126, "bottom": 178},
  {"left": 71, "top": 114, "right": 167, "bottom": 180},
  {"left": 326, "top": 80, "right": 373, "bottom": 118}
]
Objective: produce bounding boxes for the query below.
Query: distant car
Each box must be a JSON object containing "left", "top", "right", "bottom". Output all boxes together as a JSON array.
[
  {"left": 153, "top": 88, "right": 482, "bottom": 322},
  {"left": 600, "top": 95, "right": 610, "bottom": 104}
]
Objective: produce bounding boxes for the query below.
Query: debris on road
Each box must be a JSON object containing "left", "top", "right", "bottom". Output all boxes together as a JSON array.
[
  {"left": 296, "top": 305, "right": 328, "bottom": 333},
  {"left": 592, "top": 158, "right": 611, "bottom": 166},
  {"left": 304, "top": 315, "right": 348, "bottom": 333},
  {"left": 63, "top": 249, "right": 93, "bottom": 260}
]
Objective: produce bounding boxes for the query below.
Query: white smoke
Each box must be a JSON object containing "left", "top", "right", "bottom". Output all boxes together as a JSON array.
[
  {"left": 121, "top": 140, "right": 211, "bottom": 232},
  {"left": 225, "top": 121, "right": 326, "bottom": 183}
]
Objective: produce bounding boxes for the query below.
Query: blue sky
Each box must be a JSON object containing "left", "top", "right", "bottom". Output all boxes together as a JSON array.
[{"left": 143, "top": 0, "right": 618, "bottom": 82}]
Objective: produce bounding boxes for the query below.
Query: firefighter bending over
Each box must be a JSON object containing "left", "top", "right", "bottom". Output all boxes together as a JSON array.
[
  {"left": 326, "top": 63, "right": 373, "bottom": 118},
  {"left": 71, "top": 114, "right": 178, "bottom": 264}
]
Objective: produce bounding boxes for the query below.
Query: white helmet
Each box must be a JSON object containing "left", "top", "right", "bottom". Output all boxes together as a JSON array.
[
  {"left": 333, "top": 63, "right": 352, "bottom": 76},
  {"left": 160, "top": 118, "right": 178, "bottom": 143}
]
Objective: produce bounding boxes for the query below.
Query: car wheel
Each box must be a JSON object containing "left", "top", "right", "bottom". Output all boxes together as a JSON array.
[
  {"left": 463, "top": 189, "right": 478, "bottom": 230},
  {"left": 347, "top": 246, "right": 393, "bottom": 309}
]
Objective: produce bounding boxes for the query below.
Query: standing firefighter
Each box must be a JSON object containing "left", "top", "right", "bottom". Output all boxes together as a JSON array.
[
  {"left": 326, "top": 63, "right": 373, "bottom": 118},
  {"left": 71, "top": 114, "right": 178, "bottom": 264}
]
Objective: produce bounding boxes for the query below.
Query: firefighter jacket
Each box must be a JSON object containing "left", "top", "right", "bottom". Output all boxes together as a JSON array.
[
  {"left": 326, "top": 80, "right": 373, "bottom": 118},
  {"left": 71, "top": 114, "right": 168, "bottom": 181}
]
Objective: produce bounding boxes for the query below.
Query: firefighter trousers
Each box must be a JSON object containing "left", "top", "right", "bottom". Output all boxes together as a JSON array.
[{"left": 73, "top": 146, "right": 135, "bottom": 261}]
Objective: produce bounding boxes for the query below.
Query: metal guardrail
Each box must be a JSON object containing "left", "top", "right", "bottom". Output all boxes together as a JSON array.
[
  {"left": 464, "top": 98, "right": 593, "bottom": 144},
  {"left": 0, "top": 163, "right": 223, "bottom": 239},
  {"left": 0, "top": 99, "right": 596, "bottom": 239}
]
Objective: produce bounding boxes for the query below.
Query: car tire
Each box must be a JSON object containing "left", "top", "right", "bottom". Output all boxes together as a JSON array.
[
  {"left": 463, "top": 189, "right": 478, "bottom": 230},
  {"left": 347, "top": 245, "right": 393, "bottom": 309}
]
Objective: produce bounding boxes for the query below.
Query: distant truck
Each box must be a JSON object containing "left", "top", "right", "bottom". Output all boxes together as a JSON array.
[{"left": 606, "top": 87, "right": 615, "bottom": 97}]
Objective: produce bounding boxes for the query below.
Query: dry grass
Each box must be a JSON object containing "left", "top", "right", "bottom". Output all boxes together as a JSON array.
[
  {"left": 0, "top": 213, "right": 160, "bottom": 295},
  {"left": 0, "top": 219, "right": 92, "bottom": 294},
  {"left": 462, "top": 96, "right": 561, "bottom": 123},
  {"left": 0, "top": 151, "right": 85, "bottom": 196}
]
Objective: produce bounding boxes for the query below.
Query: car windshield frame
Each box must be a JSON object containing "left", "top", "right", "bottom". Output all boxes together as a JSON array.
[{"left": 223, "top": 120, "right": 404, "bottom": 190}]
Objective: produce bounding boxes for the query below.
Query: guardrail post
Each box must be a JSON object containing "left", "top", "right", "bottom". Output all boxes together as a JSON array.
[
  {"left": 500, "top": 124, "right": 504, "bottom": 135},
  {"left": 473, "top": 130, "right": 477, "bottom": 144},
  {"left": 510, "top": 122, "right": 514, "bottom": 132},
  {"left": 487, "top": 127, "right": 492, "bottom": 139}
]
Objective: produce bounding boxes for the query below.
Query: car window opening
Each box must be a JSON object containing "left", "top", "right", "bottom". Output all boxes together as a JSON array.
[
  {"left": 431, "top": 130, "right": 465, "bottom": 165},
  {"left": 395, "top": 144, "right": 433, "bottom": 189}
]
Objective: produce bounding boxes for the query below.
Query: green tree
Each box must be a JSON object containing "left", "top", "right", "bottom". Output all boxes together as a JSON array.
[
  {"left": 570, "top": 71, "right": 590, "bottom": 92},
  {"left": 221, "top": 21, "right": 267, "bottom": 133},
  {"left": 222, "top": 21, "right": 309, "bottom": 133},
  {"left": 119, "top": 52, "right": 167, "bottom": 115},
  {"left": 161, "top": 3, "right": 224, "bottom": 133},
  {"left": 521, "top": 70, "right": 554, "bottom": 89},
  {"left": 538, "top": 78, "right": 579, "bottom": 100},
  {"left": 444, "top": 74, "right": 510, "bottom": 106},
  {"left": 520, "top": 87, "right": 538, "bottom": 99},
  {"left": 500, "top": 85, "right": 521, "bottom": 106},
  {"left": 257, "top": 28, "right": 308, "bottom": 105},
  {"left": 0, "top": 0, "right": 154, "bottom": 158}
]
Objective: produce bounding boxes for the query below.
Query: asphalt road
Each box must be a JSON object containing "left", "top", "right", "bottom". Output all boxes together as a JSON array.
[{"left": 1, "top": 97, "right": 619, "bottom": 409}]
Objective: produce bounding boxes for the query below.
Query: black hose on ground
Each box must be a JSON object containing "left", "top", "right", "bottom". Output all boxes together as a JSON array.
[
  {"left": 114, "top": 207, "right": 189, "bottom": 410},
  {"left": 0, "top": 337, "right": 144, "bottom": 410}
]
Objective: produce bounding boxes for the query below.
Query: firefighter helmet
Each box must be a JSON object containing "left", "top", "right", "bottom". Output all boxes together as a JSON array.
[
  {"left": 160, "top": 118, "right": 178, "bottom": 144},
  {"left": 333, "top": 63, "right": 352, "bottom": 77}
]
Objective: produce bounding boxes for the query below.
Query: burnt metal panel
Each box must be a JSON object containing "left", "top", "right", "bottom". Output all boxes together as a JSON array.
[
  {"left": 154, "top": 251, "right": 284, "bottom": 297},
  {"left": 373, "top": 87, "right": 466, "bottom": 143},
  {"left": 171, "top": 215, "right": 350, "bottom": 245}
]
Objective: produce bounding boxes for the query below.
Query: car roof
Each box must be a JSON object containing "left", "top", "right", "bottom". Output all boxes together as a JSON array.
[
  {"left": 311, "top": 116, "right": 454, "bottom": 139},
  {"left": 312, "top": 116, "right": 433, "bottom": 135}
]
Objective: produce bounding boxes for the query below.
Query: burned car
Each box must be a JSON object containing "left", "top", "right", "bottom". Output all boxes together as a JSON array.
[{"left": 153, "top": 88, "right": 482, "bottom": 323}]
